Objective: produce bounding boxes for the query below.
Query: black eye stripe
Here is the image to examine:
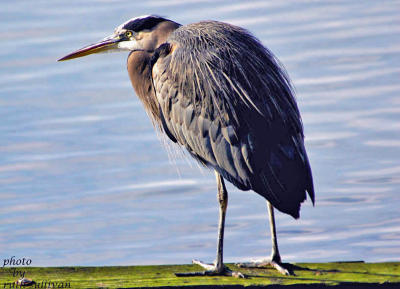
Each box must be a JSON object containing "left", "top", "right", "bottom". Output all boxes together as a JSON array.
[{"left": 122, "top": 16, "right": 166, "bottom": 32}]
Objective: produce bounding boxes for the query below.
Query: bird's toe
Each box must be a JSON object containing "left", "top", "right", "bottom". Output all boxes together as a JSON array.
[
  {"left": 175, "top": 259, "right": 245, "bottom": 278},
  {"left": 236, "top": 259, "right": 293, "bottom": 276}
]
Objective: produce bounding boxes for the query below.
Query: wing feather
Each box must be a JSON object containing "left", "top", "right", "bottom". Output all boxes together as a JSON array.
[{"left": 151, "top": 21, "right": 314, "bottom": 218}]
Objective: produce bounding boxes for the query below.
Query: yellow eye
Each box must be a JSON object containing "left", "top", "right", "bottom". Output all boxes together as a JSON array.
[{"left": 125, "top": 30, "right": 133, "bottom": 38}]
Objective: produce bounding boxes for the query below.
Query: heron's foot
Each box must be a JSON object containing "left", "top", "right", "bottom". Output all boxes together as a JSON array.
[
  {"left": 236, "top": 258, "right": 292, "bottom": 276},
  {"left": 175, "top": 259, "right": 245, "bottom": 278}
]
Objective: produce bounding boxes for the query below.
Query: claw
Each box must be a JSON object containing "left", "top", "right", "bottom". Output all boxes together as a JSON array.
[
  {"left": 270, "top": 260, "right": 290, "bottom": 275},
  {"left": 175, "top": 259, "right": 245, "bottom": 278},
  {"left": 192, "top": 259, "right": 216, "bottom": 271},
  {"left": 236, "top": 259, "right": 293, "bottom": 276}
]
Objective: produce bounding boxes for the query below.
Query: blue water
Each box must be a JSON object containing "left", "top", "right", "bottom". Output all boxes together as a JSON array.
[{"left": 1, "top": 0, "right": 399, "bottom": 266}]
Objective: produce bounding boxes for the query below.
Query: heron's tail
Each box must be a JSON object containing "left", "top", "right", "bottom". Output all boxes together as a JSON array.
[{"left": 256, "top": 135, "right": 315, "bottom": 219}]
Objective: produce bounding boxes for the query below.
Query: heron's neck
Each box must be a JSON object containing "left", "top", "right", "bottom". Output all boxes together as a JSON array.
[
  {"left": 127, "top": 50, "right": 160, "bottom": 124},
  {"left": 152, "top": 20, "right": 181, "bottom": 48},
  {"left": 127, "top": 20, "right": 180, "bottom": 126}
]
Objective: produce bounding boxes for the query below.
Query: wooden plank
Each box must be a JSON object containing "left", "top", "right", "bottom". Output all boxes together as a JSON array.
[{"left": 0, "top": 262, "right": 399, "bottom": 288}]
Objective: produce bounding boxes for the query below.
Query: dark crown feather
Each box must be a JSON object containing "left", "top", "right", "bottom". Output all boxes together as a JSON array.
[{"left": 122, "top": 15, "right": 167, "bottom": 32}]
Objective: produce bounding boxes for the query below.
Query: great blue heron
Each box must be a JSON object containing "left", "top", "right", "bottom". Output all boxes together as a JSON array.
[{"left": 59, "top": 15, "right": 314, "bottom": 277}]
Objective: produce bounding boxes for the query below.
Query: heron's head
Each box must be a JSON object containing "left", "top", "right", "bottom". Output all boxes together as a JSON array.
[{"left": 58, "top": 15, "right": 180, "bottom": 61}]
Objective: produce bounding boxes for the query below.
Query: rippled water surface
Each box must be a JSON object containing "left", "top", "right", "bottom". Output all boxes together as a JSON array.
[{"left": 1, "top": 0, "right": 399, "bottom": 266}]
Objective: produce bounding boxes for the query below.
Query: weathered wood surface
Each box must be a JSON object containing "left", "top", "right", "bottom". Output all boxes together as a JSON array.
[{"left": 0, "top": 262, "right": 399, "bottom": 288}]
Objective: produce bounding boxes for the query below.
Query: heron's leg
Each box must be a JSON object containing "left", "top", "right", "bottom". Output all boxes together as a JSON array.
[
  {"left": 214, "top": 171, "right": 228, "bottom": 271},
  {"left": 266, "top": 201, "right": 290, "bottom": 275},
  {"left": 267, "top": 201, "right": 281, "bottom": 262},
  {"left": 175, "top": 172, "right": 244, "bottom": 278},
  {"left": 236, "top": 201, "right": 291, "bottom": 275}
]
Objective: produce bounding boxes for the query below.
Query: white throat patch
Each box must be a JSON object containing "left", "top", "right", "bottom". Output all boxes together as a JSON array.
[{"left": 117, "top": 39, "right": 141, "bottom": 51}]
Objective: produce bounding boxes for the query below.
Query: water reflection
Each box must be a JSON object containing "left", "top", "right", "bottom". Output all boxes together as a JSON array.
[{"left": 0, "top": 0, "right": 399, "bottom": 266}]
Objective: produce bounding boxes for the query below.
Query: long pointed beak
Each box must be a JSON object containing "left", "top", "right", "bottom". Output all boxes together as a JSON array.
[{"left": 58, "top": 35, "right": 120, "bottom": 61}]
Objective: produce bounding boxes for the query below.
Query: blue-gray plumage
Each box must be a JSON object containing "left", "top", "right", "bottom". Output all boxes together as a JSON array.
[
  {"left": 59, "top": 15, "right": 315, "bottom": 277},
  {"left": 153, "top": 21, "right": 314, "bottom": 218}
]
